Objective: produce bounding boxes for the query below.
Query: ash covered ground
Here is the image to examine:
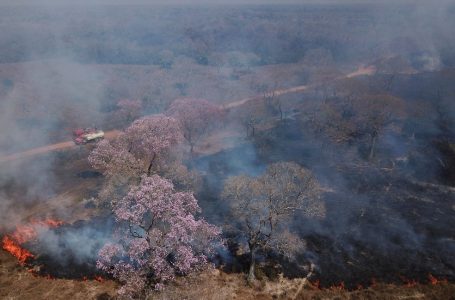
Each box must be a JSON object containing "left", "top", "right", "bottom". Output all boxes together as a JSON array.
[{"left": 0, "top": 2, "right": 455, "bottom": 299}]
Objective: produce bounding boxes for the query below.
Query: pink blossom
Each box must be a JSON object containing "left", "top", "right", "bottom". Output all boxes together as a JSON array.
[
  {"left": 90, "top": 115, "right": 182, "bottom": 176},
  {"left": 97, "top": 174, "right": 221, "bottom": 296}
]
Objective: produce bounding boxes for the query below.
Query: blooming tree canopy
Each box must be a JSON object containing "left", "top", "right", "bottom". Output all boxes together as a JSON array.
[
  {"left": 166, "top": 98, "right": 223, "bottom": 153},
  {"left": 88, "top": 115, "right": 183, "bottom": 206},
  {"left": 97, "top": 175, "right": 221, "bottom": 297},
  {"left": 123, "top": 115, "right": 182, "bottom": 174},
  {"left": 90, "top": 115, "right": 182, "bottom": 177}
]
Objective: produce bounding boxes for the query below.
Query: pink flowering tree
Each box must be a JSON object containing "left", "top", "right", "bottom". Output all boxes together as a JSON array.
[
  {"left": 166, "top": 98, "right": 223, "bottom": 153},
  {"left": 90, "top": 115, "right": 182, "bottom": 177},
  {"left": 122, "top": 115, "right": 182, "bottom": 175},
  {"left": 116, "top": 99, "right": 142, "bottom": 125},
  {"left": 88, "top": 115, "right": 183, "bottom": 206},
  {"left": 89, "top": 138, "right": 142, "bottom": 179},
  {"left": 97, "top": 175, "right": 221, "bottom": 297}
]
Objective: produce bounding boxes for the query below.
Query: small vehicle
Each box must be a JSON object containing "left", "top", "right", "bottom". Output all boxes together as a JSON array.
[{"left": 73, "top": 128, "right": 104, "bottom": 145}]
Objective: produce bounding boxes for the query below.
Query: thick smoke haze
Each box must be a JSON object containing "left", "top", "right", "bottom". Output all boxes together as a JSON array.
[
  {"left": 0, "top": 0, "right": 453, "bottom": 292},
  {"left": 1, "top": 0, "right": 451, "bottom": 5}
]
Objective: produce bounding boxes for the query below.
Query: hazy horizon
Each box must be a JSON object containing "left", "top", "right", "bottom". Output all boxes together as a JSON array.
[{"left": 0, "top": 0, "right": 432, "bottom": 6}]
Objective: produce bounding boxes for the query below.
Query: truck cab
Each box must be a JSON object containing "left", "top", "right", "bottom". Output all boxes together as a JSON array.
[{"left": 73, "top": 128, "right": 105, "bottom": 145}]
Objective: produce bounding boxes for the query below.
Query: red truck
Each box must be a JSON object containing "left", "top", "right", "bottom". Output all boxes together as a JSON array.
[{"left": 72, "top": 128, "right": 105, "bottom": 145}]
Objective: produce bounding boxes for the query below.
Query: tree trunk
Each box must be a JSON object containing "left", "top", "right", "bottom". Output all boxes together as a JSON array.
[
  {"left": 247, "top": 248, "right": 256, "bottom": 283},
  {"left": 369, "top": 135, "right": 377, "bottom": 160},
  {"left": 147, "top": 153, "right": 157, "bottom": 176},
  {"left": 279, "top": 105, "right": 283, "bottom": 121}
]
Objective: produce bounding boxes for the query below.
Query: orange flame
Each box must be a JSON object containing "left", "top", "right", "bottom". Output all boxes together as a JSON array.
[
  {"left": 429, "top": 274, "right": 438, "bottom": 285},
  {"left": 310, "top": 279, "right": 320, "bottom": 290},
  {"left": 330, "top": 281, "right": 345, "bottom": 291},
  {"left": 428, "top": 273, "right": 448, "bottom": 285},
  {"left": 12, "top": 225, "right": 36, "bottom": 244},
  {"left": 2, "top": 235, "right": 34, "bottom": 264},
  {"left": 43, "top": 219, "right": 64, "bottom": 227},
  {"left": 2, "top": 219, "right": 108, "bottom": 283},
  {"left": 45, "top": 274, "right": 55, "bottom": 280},
  {"left": 370, "top": 277, "right": 377, "bottom": 287},
  {"left": 2, "top": 219, "right": 63, "bottom": 265},
  {"left": 305, "top": 274, "right": 449, "bottom": 292},
  {"left": 399, "top": 275, "right": 417, "bottom": 288}
]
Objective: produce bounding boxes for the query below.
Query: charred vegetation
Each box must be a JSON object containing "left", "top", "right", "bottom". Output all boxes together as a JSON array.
[{"left": 0, "top": 2, "right": 455, "bottom": 299}]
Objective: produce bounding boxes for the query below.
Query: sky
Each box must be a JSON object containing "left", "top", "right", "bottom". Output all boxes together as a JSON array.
[
  {"left": 0, "top": 0, "right": 424, "bottom": 5},
  {"left": 1, "top": 0, "right": 306, "bottom": 5}
]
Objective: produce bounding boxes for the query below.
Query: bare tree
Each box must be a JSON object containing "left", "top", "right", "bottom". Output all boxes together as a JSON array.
[
  {"left": 166, "top": 98, "right": 223, "bottom": 153},
  {"left": 316, "top": 94, "right": 406, "bottom": 160},
  {"left": 222, "top": 162, "right": 324, "bottom": 283},
  {"left": 236, "top": 106, "right": 260, "bottom": 138},
  {"left": 263, "top": 89, "right": 283, "bottom": 122}
]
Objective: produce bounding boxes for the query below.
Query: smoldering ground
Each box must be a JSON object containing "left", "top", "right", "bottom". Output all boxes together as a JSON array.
[
  {"left": 0, "top": 0, "right": 454, "bottom": 290},
  {"left": 0, "top": 59, "right": 108, "bottom": 232},
  {"left": 24, "top": 216, "right": 114, "bottom": 278},
  {"left": 193, "top": 109, "right": 455, "bottom": 288}
]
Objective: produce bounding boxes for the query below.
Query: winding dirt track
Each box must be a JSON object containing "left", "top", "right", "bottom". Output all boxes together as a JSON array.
[
  {"left": 225, "top": 65, "right": 376, "bottom": 109},
  {"left": 0, "top": 130, "right": 121, "bottom": 163},
  {"left": 0, "top": 65, "right": 375, "bottom": 163}
]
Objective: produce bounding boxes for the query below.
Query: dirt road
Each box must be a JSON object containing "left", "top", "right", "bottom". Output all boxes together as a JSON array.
[
  {"left": 0, "top": 65, "right": 376, "bottom": 163},
  {"left": 225, "top": 65, "right": 376, "bottom": 109},
  {"left": 0, "top": 130, "right": 121, "bottom": 163}
]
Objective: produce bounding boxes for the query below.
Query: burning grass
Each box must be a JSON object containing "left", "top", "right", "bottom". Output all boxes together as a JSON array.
[
  {"left": 2, "top": 235, "right": 34, "bottom": 264},
  {"left": 1, "top": 217, "right": 111, "bottom": 281},
  {"left": 2, "top": 219, "right": 63, "bottom": 265}
]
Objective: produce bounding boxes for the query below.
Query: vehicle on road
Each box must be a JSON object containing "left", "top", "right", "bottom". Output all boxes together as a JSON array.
[{"left": 72, "top": 128, "right": 104, "bottom": 145}]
